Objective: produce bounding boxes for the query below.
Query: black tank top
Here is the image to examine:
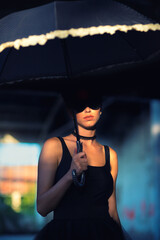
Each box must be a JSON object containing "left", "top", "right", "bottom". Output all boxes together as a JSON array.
[{"left": 54, "top": 136, "right": 113, "bottom": 220}]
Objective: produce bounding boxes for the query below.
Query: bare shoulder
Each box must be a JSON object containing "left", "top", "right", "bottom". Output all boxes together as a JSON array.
[
  {"left": 39, "top": 137, "right": 62, "bottom": 164},
  {"left": 109, "top": 146, "right": 118, "bottom": 161},
  {"left": 42, "top": 137, "right": 61, "bottom": 150}
]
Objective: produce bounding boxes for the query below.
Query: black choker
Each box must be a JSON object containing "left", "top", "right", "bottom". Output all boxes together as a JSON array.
[{"left": 72, "top": 131, "right": 96, "bottom": 140}]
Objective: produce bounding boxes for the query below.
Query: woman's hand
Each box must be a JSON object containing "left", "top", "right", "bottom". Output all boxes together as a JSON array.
[{"left": 69, "top": 149, "right": 88, "bottom": 176}]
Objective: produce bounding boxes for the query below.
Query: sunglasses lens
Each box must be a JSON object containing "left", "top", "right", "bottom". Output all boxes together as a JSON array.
[{"left": 73, "top": 101, "right": 101, "bottom": 113}]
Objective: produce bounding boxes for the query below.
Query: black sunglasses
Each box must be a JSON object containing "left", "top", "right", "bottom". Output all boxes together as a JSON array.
[{"left": 71, "top": 99, "right": 102, "bottom": 113}]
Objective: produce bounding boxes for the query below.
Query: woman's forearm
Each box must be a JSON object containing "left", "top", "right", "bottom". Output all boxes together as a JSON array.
[{"left": 37, "top": 170, "right": 72, "bottom": 217}]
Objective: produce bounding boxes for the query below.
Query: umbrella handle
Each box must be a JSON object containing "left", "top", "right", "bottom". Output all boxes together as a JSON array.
[
  {"left": 72, "top": 140, "right": 85, "bottom": 187},
  {"left": 72, "top": 170, "right": 85, "bottom": 187}
]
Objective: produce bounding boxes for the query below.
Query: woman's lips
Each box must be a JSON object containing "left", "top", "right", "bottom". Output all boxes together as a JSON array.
[{"left": 84, "top": 115, "right": 94, "bottom": 120}]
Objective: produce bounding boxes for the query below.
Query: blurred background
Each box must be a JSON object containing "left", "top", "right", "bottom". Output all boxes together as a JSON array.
[
  {"left": 0, "top": 0, "right": 160, "bottom": 239},
  {"left": 0, "top": 87, "right": 159, "bottom": 240}
]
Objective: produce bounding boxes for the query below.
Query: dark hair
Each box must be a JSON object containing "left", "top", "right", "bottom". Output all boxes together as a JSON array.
[{"left": 62, "top": 87, "right": 102, "bottom": 113}]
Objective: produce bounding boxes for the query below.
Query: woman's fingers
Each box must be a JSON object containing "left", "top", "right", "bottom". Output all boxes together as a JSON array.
[
  {"left": 77, "top": 151, "right": 86, "bottom": 158},
  {"left": 73, "top": 148, "right": 77, "bottom": 155},
  {"left": 73, "top": 148, "right": 86, "bottom": 158},
  {"left": 71, "top": 150, "right": 88, "bottom": 174}
]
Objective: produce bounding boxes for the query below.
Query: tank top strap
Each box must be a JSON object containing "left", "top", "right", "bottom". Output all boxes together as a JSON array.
[
  {"left": 54, "top": 137, "right": 72, "bottom": 183},
  {"left": 57, "top": 136, "right": 66, "bottom": 149},
  {"left": 57, "top": 136, "right": 71, "bottom": 155},
  {"left": 104, "top": 145, "right": 111, "bottom": 171}
]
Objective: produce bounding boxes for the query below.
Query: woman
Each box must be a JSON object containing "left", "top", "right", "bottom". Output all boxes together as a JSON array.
[{"left": 35, "top": 89, "right": 125, "bottom": 240}]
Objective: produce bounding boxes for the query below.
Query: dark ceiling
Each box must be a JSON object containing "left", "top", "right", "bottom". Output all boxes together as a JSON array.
[{"left": 0, "top": 89, "right": 73, "bottom": 143}]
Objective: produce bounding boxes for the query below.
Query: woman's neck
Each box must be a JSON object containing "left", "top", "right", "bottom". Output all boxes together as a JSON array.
[
  {"left": 77, "top": 126, "right": 96, "bottom": 138},
  {"left": 72, "top": 127, "right": 96, "bottom": 143}
]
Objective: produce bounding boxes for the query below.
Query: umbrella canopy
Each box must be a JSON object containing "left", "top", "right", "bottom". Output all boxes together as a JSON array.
[
  {"left": 0, "top": 0, "right": 160, "bottom": 98},
  {"left": 0, "top": 0, "right": 160, "bottom": 50}
]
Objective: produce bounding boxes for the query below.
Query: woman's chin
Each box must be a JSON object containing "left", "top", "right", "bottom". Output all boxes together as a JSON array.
[{"left": 83, "top": 123, "right": 97, "bottom": 130}]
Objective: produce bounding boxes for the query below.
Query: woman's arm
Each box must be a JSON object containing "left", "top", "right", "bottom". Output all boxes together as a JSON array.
[
  {"left": 36, "top": 137, "right": 88, "bottom": 217},
  {"left": 36, "top": 137, "right": 72, "bottom": 217},
  {"left": 108, "top": 148, "right": 121, "bottom": 225}
]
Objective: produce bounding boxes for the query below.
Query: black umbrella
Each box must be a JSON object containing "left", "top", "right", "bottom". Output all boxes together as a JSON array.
[{"left": 0, "top": 0, "right": 160, "bottom": 90}]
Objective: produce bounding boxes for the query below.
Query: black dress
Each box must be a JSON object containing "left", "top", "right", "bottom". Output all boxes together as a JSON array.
[{"left": 35, "top": 136, "right": 125, "bottom": 240}]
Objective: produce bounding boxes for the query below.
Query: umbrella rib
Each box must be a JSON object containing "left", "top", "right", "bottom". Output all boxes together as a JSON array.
[
  {"left": 116, "top": 31, "right": 144, "bottom": 60},
  {"left": 54, "top": 2, "right": 58, "bottom": 31},
  {"left": 60, "top": 39, "right": 73, "bottom": 80}
]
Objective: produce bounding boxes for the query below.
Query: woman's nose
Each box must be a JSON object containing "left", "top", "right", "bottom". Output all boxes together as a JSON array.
[{"left": 84, "top": 107, "right": 91, "bottom": 112}]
